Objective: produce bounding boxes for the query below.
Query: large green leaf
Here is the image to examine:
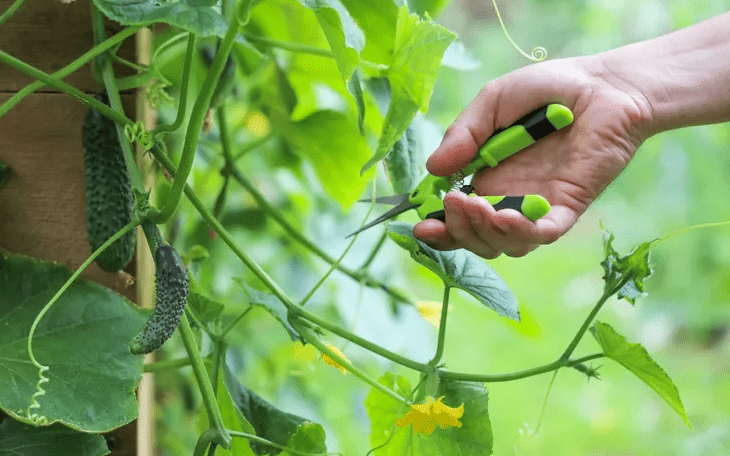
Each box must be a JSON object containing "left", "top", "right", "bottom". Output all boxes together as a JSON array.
[
  {"left": 0, "top": 253, "right": 146, "bottom": 432},
  {"left": 383, "top": 116, "right": 426, "bottom": 194},
  {"left": 361, "top": 6, "right": 456, "bottom": 174},
  {"left": 0, "top": 415, "right": 109, "bottom": 456},
  {"left": 409, "top": 0, "right": 452, "bottom": 17},
  {"left": 289, "top": 110, "right": 374, "bottom": 206},
  {"left": 340, "top": 0, "right": 398, "bottom": 64},
  {"left": 249, "top": 0, "right": 358, "bottom": 122},
  {"left": 364, "top": 373, "right": 492, "bottom": 456},
  {"left": 223, "top": 366, "right": 326, "bottom": 455},
  {"left": 601, "top": 228, "right": 654, "bottom": 304},
  {"left": 95, "top": 0, "right": 247, "bottom": 40},
  {"left": 387, "top": 222, "right": 520, "bottom": 320},
  {"left": 295, "top": 0, "right": 364, "bottom": 81},
  {"left": 591, "top": 321, "right": 690, "bottom": 427}
]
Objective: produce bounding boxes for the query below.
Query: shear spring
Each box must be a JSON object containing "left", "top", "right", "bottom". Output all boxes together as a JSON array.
[{"left": 449, "top": 171, "right": 465, "bottom": 190}]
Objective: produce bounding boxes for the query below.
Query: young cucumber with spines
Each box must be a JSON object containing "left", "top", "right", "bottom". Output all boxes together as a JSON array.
[
  {"left": 83, "top": 91, "right": 136, "bottom": 271},
  {"left": 130, "top": 240, "right": 189, "bottom": 354}
]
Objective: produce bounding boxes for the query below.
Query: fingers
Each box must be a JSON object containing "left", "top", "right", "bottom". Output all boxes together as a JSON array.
[
  {"left": 426, "top": 62, "right": 580, "bottom": 177},
  {"left": 413, "top": 191, "right": 575, "bottom": 259}
]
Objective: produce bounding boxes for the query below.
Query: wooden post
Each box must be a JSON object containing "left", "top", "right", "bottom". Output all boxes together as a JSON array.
[{"left": 0, "top": 1, "right": 152, "bottom": 455}]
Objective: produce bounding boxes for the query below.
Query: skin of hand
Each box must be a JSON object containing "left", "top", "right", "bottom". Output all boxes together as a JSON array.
[{"left": 412, "top": 56, "right": 653, "bottom": 259}]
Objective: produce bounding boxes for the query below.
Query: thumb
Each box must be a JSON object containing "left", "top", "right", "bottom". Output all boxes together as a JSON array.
[{"left": 426, "top": 63, "right": 572, "bottom": 177}]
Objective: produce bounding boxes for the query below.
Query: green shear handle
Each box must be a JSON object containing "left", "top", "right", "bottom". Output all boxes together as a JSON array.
[
  {"left": 409, "top": 104, "right": 574, "bottom": 219},
  {"left": 347, "top": 104, "right": 574, "bottom": 238}
]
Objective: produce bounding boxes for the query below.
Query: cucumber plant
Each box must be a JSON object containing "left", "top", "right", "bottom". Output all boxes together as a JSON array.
[{"left": 0, "top": 0, "right": 725, "bottom": 455}]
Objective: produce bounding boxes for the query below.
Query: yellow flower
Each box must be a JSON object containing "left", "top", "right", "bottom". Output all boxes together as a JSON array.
[
  {"left": 320, "top": 344, "right": 350, "bottom": 374},
  {"left": 416, "top": 301, "right": 452, "bottom": 328},
  {"left": 395, "top": 396, "right": 464, "bottom": 435}
]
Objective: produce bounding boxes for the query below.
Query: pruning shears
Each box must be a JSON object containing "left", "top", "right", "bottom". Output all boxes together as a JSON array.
[{"left": 348, "top": 104, "right": 574, "bottom": 238}]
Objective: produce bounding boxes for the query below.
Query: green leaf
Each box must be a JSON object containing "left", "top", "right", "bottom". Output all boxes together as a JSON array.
[
  {"left": 361, "top": 6, "right": 456, "bottom": 174},
  {"left": 364, "top": 373, "right": 492, "bottom": 456},
  {"left": 295, "top": 0, "right": 364, "bottom": 81},
  {"left": 0, "top": 253, "right": 146, "bottom": 432},
  {"left": 601, "top": 228, "right": 655, "bottom": 304},
  {"left": 432, "top": 380, "right": 493, "bottom": 456},
  {"left": 387, "top": 222, "right": 520, "bottom": 320},
  {"left": 347, "top": 68, "right": 366, "bottom": 134},
  {"left": 198, "top": 367, "right": 257, "bottom": 456},
  {"left": 591, "top": 321, "right": 690, "bottom": 427},
  {"left": 282, "top": 422, "right": 327, "bottom": 456},
  {"left": 232, "top": 279, "right": 302, "bottom": 343},
  {"left": 223, "top": 366, "right": 327, "bottom": 455},
  {"left": 95, "top": 0, "right": 250, "bottom": 40},
  {"left": 383, "top": 116, "right": 426, "bottom": 194},
  {"left": 340, "top": 0, "right": 398, "bottom": 64},
  {"left": 0, "top": 415, "right": 110, "bottom": 456},
  {"left": 187, "top": 290, "right": 225, "bottom": 324},
  {"left": 289, "top": 110, "right": 374, "bottom": 206},
  {"left": 409, "top": 0, "right": 452, "bottom": 18}
]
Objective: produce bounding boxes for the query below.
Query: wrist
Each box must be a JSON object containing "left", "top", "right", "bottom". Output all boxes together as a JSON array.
[{"left": 595, "top": 12, "right": 730, "bottom": 137}]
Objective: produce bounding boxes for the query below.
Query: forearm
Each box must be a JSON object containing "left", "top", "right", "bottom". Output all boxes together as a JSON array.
[{"left": 593, "top": 12, "right": 730, "bottom": 136}]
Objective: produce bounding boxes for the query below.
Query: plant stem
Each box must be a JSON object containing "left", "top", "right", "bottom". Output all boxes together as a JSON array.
[
  {"left": 144, "top": 357, "right": 192, "bottom": 372},
  {"left": 439, "top": 359, "right": 561, "bottom": 383},
  {"left": 243, "top": 34, "right": 333, "bottom": 57},
  {"left": 228, "top": 431, "right": 343, "bottom": 456},
  {"left": 360, "top": 231, "right": 387, "bottom": 270},
  {"left": 232, "top": 133, "right": 273, "bottom": 161},
  {"left": 150, "top": 148, "right": 427, "bottom": 374},
  {"left": 151, "top": 148, "right": 299, "bottom": 312},
  {"left": 153, "top": 32, "right": 196, "bottom": 135},
  {"left": 0, "top": 25, "right": 141, "bottom": 117},
  {"left": 0, "top": 49, "right": 132, "bottom": 125},
  {"left": 150, "top": 9, "right": 241, "bottom": 224},
  {"left": 211, "top": 340, "right": 226, "bottom": 396},
  {"left": 559, "top": 276, "right": 630, "bottom": 361},
  {"left": 225, "top": 165, "right": 411, "bottom": 305},
  {"left": 185, "top": 306, "right": 219, "bottom": 340},
  {"left": 220, "top": 306, "right": 254, "bottom": 338},
  {"left": 178, "top": 314, "right": 232, "bottom": 448},
  {"left": 91, "top": 5, "right": 147, "bottom": 194},
  {"left": 292, "top": 321, "right": 408, "bottom": 405},
  {"left": 428, "top": 286, "right": 451, "bottom": 367},
  {"left": 0, "top": 0, "right": 26, "bottom": 28},
  {"left": 293, "top": 310, "right": 427, "bottom": 372}
]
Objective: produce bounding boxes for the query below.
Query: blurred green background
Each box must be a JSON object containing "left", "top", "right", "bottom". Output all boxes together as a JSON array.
[{"left": 153, "top": 1, "right": 730, "bottom": 455}]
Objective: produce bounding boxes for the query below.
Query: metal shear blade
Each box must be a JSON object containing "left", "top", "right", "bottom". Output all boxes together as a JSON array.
[{"left": 347, "top": 194, "right": 418, "bottom": 238}]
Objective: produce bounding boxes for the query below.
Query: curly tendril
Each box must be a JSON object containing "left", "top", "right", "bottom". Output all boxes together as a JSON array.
[
  {"left": 26, "top": 365, "right": 49, "bottom": 425},
  {"left": 490, "top": 0, "right": 547, "bottom": 62},
  {"left": 124, "top": 121, "right": 155, "bottom": 150}
]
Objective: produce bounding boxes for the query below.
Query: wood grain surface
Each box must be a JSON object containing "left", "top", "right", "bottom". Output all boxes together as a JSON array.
[
  {"left": 0, "top": 0, "right": 135, "bottom": 92},
  {"left": 0, "top": 1, "right": 143, "bottom": 454}
]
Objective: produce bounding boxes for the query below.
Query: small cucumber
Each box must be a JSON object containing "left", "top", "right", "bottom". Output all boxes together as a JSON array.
[
  {"left": 83, "top": 92, "right": 136, "bottom": 271},
  {"left": 130, "top": 244, "right": 189, "bottom": 354}
]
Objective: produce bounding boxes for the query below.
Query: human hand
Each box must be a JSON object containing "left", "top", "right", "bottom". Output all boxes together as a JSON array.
[{"left": 413, "top": 56, "right": 653, "bottom": 259}]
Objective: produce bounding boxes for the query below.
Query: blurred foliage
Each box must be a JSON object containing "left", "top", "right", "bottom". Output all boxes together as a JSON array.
[{"left": 150, "top": 0, "right": 730, "bottom": 455}]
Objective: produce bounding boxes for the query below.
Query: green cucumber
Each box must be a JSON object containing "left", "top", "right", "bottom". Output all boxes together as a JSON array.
[
  {"left": 83, "top": 92, "right": 136, "bottom": 271},
  {"left": 130, "top": 244, "right": 189, "bottom": 354}
]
